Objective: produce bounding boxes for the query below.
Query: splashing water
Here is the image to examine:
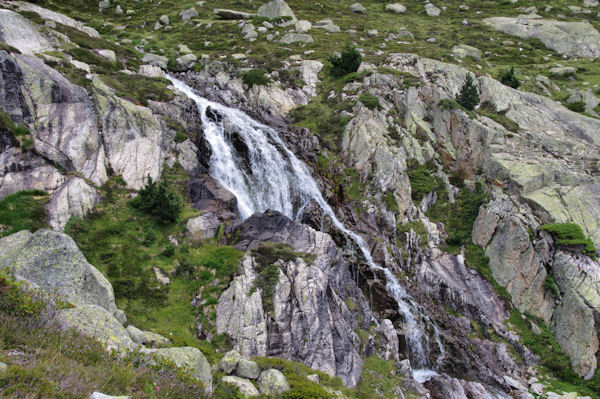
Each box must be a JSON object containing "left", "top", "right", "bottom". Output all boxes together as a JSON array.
[{"left": 169, "top": 75, "right": 443, "bottom": 372}]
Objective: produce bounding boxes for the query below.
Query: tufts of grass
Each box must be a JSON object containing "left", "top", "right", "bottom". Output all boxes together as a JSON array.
[
  {"left": 100, "top": 73, "right": 175, "bottom": 106},
  {"left": 242, "top": 69, "right": 271, "bottom": 88},
  {"left": 0, "top": 270, "right": 207, "bottom": 398},
  {"left": 406, "top": 162, "right": 443, "bottom": 203},
  {"left": 358, "top": 92, "right": 380, "bottom": 110},
  {"left": 477, "top": 101, "right": 520, "bottom": 133},
  {"left": 349, "top": 357, "right": 408, "bottom": 399},
  {"left": 541, "top": 223, "right": 596, "bottom": 257},
  {"left": 0, "top": 190, "right": 49, "bottom": 237}
]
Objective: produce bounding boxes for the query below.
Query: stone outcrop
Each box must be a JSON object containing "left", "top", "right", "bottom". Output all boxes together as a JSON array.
[
  {"left": 0, "top": 229, "right": 123, "bottom": 321},
  {"left": 257, "top": 0, "right": 296, "bottom": 21},
  {"left": 143, "top": 347, "right": 212, "bottom": 392},
  {"left": 217, "top": 211, "right": 371, "bottom": 387},
  {"left": 0, "top": 9, "right": 53, "bottom": 54},
  {"left": 483, "top": 17, "right": 600, "bottom": 57}
]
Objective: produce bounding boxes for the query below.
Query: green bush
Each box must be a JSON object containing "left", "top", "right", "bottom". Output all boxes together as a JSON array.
[
  {"left": 242, "top": 69, "right": 270, "bottom": 88},
  {"left": 406, "top": 162, "right": 443, "bottom": 202},
  {"left": 438, "top": 98, "right": 461, "bottom": 110},
  {"left": 329, "top": 44, "right": 362, "bottom": 76},
  {"left": 358, "top": 92, "right": 380, "bottom": 110},
  {"left": 499, "top": 66, "right": 521, "bottom": 89},
  {"left": 131, "top": 176, "right": 182, "bottom": 224},
  {"left": 456, "top": 73, "right": 480, "bottom": 111}
]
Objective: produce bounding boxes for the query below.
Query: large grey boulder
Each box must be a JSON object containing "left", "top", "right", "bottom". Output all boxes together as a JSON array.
[
  {"left": 314, "top": 18, "right": 341, "bottom": 33},
  {"left": 220, "top": 349, "right": 242, "bottom": 373},
  {"left": 257, "top": 0, "right": 297, "bottom": 21},
  {"left": 175, "top": 53, "right": 198, "bottom": 71},
  {"left": 452, "top": 44, "right": 481, "bottom": 61},
  {"left": 144, "top": 347, "right": 212, "bottom": 392},
  {"left": 0, "top": 9, "right": 53, "bottom": 54},
  {"left": 349, "top": 3, "right": 366, "bottom": 13},
  {"left": 279, "top": 33, "right": 314, "bottom": 44},
  {"left": 222, "top": 376, "right": 259, "bottom": 397},
  {"left": 0, "top": 229, "right": 122, "bottom": 320},
  {"left": 126, "top": 325, "right": 170, "bottom": 348},
  {"left": 425, "top": 3, "right": 441, "bottom": 16},
  {"left": 483, "top": 17, "right": 600, "bottom": 57},
  {"left": 242, "top": 23, "right": 258, "bottom": 40},
  {"left": 57, "top": 304, "right": 135, "bottom": 350},
  {"left": 141, "top": 53, "right": 169, "bottom": 70},
  {"left": 180, "top": 7, "right": 199, "bottom": 21},
  {"left": 236, "top": 359, "right": 260, "bottom": 379},
  {"left": 567, "top": 88, "right": 600, "bottom": 115},
  {"left": 11, "top": 1, "right": 100, "bottom": 37},
  {"left": 258, "top": 369, "right": 290, "bottom": 395},
  {"left": 186, "top": 212, "right": 220, "bottom": 241},
  {"left": 295, "top": 20, "right": 312, "bottom": 33},
  {"left": 214, "top": 9, "right": 256, "bottom": 19},
  {"left": 46, "top": 177, "right": 101, "bottom": 230},
  {"left": 386, "top": 3, "right": 407, "bottom": 13}
]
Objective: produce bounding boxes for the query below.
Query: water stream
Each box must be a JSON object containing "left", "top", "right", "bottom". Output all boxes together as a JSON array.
[{"left": 169, "top": 76, "right": 442, "bottom": 378}]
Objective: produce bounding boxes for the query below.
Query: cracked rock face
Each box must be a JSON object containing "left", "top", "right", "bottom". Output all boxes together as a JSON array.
[{"left": 217, "top": 211, "right": 371, "bottom": 387}]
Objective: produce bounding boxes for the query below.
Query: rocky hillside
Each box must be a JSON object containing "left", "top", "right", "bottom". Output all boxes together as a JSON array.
[{"left": 0, "top": 0, "right": 600, "bottom": 398}]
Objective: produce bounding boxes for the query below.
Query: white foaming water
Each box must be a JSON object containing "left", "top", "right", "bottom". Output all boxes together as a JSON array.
[{"left": 169, "top": 75, "right": 441, "bottom": 371}]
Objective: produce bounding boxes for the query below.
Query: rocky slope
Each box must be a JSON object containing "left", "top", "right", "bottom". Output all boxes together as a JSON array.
[{"left": 0, "top": 0, "right": 600, "bottom": 398}]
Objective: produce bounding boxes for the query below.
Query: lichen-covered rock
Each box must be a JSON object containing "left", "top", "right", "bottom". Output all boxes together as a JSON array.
[
  {"left": 216, "top": 255, "right": 268, "bottom": 357},
  {"left": 57, "top": 304, "right": 135, "bottom": 350},
  {"left": 553, "top": 289, "right": 599, "bottom": 379},
  {"left": 46, "top": 178, "right": 101, "bottom": 230},
  {"left": 126, "top": 325, "right": 170, "bottom": 348},
  {"left": 143, "top": 347, "right": 212, "bottom": 392},
  {"left": 186, "top": 212, "right": 220, "bottom": 241},
  {"left": 483, "top": 17, "right": 600, "bottom": 57},
  {"left": 91, "top": 76, "right": 166, "bottom": 189},
  {"left": 0, "top": 229, "right": 121, "bottom": 319},
  {"left": 257, "top": 0, "right": 297, "bottom": 21},
  {"left": 0, "top": 9, "right": 53, "bottom": 54},
  {"left": 220, "top": 349, "right": 242, "bottom": 374},
  {"left": 222, "top": 376, "right": 259, "bottom": 397},
  {"left": 236, "top": 359, "right": 260, "bottom": 380},
  {"left": 257, "top": 369, "right": 290, "bottom": 395}
]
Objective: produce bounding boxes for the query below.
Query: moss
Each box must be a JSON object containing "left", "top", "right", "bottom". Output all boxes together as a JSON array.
[
  {"left": 0, "top": 190, "right": 49, "bottom": 237},
  {"left": 541, "top": 223, "right": 596, "bottom": 256},
  {"left": 544, "top": 273, "right": 560, "bottom": 298},
  {"left": 358, "top": 92, "right": 380, "bottom": 110}
]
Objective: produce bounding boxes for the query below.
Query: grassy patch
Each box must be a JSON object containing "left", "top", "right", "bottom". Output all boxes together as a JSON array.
[
  {"left": 507, "top": 309, "right": 600, "bottom": 398},
  {"left": 541, "top": 223, "right": 597, "bottom": 257},
  {"left": 0, "top": 109, "right": 35, "bottom": 150},
  {"left": 242, "top": 69, "right": 271, "bottom": 88},
  {"left": 100, "top": 73, "right": 175, "bottom": 106},
  {"left": 358, "top": 92, "right": 380, "bottom": 110},
  {"left": 0, "top": 270, "right": 206, "bottom": 398},
  {"left": 477, "top": 101, "right": 520, "bottom": 133},
  {"left": 0, "top": 190, "right": 49, "bottom": 237},
  {"left": 65, "top": 169, "right": 243, "bottom": 362},
  {"left": 406, "top": 162, "right": 443, "bottom": 203},
  {"left": 349, "top": 357, "right": 412, "bottom": 399}
]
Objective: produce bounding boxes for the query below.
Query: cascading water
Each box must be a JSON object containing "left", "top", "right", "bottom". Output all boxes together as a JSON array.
[{"left": 169, "top": 76, "right": 442, "bottom": 378}]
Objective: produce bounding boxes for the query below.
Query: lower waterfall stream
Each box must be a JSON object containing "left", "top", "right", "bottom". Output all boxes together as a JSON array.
[{"left": 169, "top": 76, "right": 510, "bottom": 397}]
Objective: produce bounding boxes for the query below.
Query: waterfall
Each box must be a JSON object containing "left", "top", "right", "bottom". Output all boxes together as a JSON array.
[{"left": 169, "top": 76, "right": 442, "bottom": 375}]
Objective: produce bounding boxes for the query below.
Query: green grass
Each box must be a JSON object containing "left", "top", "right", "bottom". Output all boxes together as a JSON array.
[
  {"left": 541, "top": 223, "right": 597, "bottom": 257},
  {"left": 100, "top": 73, "right": 175, "bottom": 106},
  {"left": 477, "top": 101, "right": 520, "bottom": 133},
  {"left": 0, "top": 190, "right": 49, "bottom": 237},
  {"left": 358, "top": 92, "right": 380, "bottom": 110},
  {"left": 348, "top": 357, "right": 417, "bottom": 399},
  {"left": 0, "top": 270, "right": 207, "bottom": 398},
  {"left": 507, "top": 309, "right": 600, "bottom": 398},
  {"left": 0, "top": 109, "right": 35, "bottom": 150},
  {"left": 406, "top": 162, "right": 443, "bottom": 203},
  {"left": 64, "top": 169, "right": 243, "bottom": 363},
  {"left": 242, "top": 69, "right": 271, "bottom": 88}
]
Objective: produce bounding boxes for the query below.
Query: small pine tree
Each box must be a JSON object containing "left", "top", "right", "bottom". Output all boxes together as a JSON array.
[
  {"left": 329, "top": 44, "right": 362, "bottom": 76},
  {"left": 499, "top": 66, "right": 521, "bottom": 89},
  {"left": 132, "top": 175, "right": 181, "bottom": 224},
  {"left": 456, "top": 73, "right": 480, "bottom": 111}
]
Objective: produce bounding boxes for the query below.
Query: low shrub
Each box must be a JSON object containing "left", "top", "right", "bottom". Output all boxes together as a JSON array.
[
  {"left": 358, "top": 92, "right": 380, "bottom": 110},
  {"left": 406, "top": 162, "right": 443, "bottom": 203},
  {"left": 566, "top": 101, "right": 586, "bottom": 113},
  {"left": 0, "top": 190, "right": 49, "bottom": 237},
  {"left": 131, "top": 176, "right": 182, "bottom": 224},
  {"left": 499, "top": 66, "right": 521, "bottom": 88},
  {"left": 329, "top": 44, "right": 362, "bottom": 76},
  {"left": 242, "top": 69, "right": 270, "bottom": 88}
]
